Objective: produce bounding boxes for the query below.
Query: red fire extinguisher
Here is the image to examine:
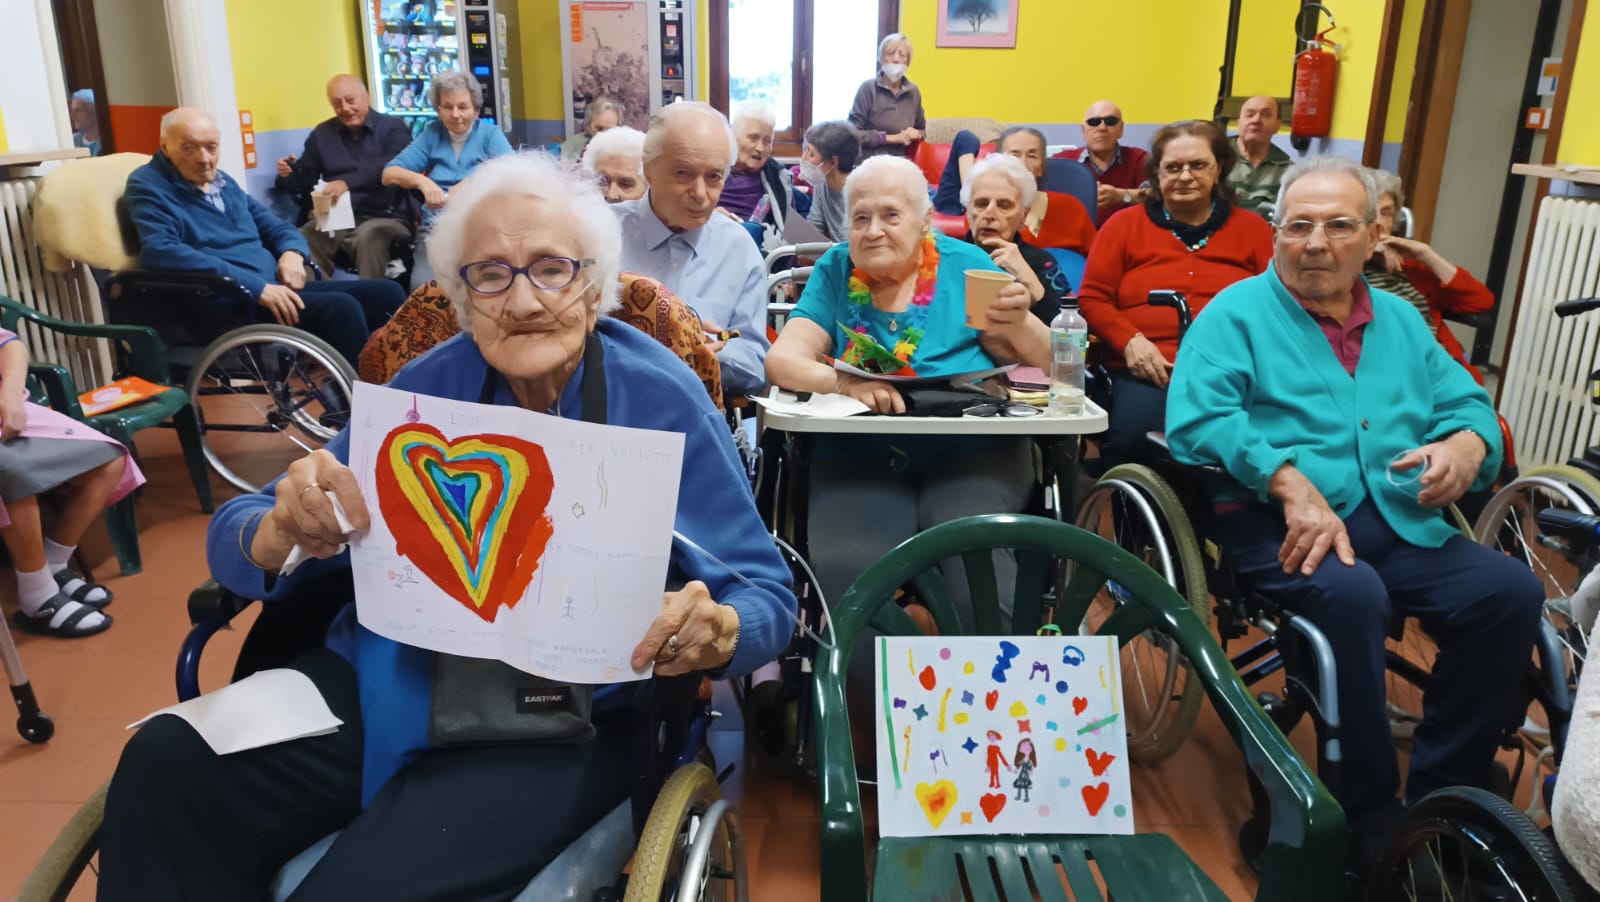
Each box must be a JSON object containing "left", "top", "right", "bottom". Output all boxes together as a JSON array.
[{"left": 1292, "top": 4, "right": 1338, "bottom": 139}]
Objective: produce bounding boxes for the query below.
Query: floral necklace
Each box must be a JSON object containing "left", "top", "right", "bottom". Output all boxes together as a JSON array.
[{"left": 838, "top": 233, "right": 939, "bottom": 376}]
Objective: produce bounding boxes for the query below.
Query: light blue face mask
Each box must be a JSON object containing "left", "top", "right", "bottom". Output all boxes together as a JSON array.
[
  {"left": 799, "top": 159, "right": 827, "bottom": 188},
  {"left": 880, "top": 63, "right": 907, "bottom": 81}
]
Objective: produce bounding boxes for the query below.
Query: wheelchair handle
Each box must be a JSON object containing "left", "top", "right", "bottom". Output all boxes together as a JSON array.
[
  {"left": 1148, "top": 291, "right": 1191, "bottom": 340},
  {"left": 1555, "top": 296, "right": 1600, "bottom": 317},
  {"left": 1536, "top": 507, "right": 1600, "bottom": 550}
]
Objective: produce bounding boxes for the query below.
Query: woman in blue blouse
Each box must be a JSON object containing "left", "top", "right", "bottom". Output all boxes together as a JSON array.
[{"left": 383, "top": 69, "right": 515, "bottom": 291}]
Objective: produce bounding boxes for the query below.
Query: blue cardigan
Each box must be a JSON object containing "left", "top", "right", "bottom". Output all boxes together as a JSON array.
[
  {"left": 387, "top": 119, "right": 514, "bottom": 224},
  {"left": 1166, "top": 264, "right": 1501, "bottom": 549},
  {"left": 125, "top": 152, "right": 310, "bottom": 304},
  {"left": 206, "top": 319, "right": 797, "bottom": 804}
]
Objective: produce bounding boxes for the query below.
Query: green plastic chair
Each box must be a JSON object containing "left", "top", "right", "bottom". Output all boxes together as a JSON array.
[
  {"left": 1, "top": 295, "right": 212, "bottom": 575},
  {"left": 814, "top": 513, "right": 1347, "bottom": 901}
]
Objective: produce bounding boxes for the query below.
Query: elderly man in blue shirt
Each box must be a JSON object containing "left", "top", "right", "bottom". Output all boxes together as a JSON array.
[
  {"left": 614, "top": 102, "right": 770, "bottom": 400},
  {"left": 275, "top": 75, "right": 414, "bottom": 280}
]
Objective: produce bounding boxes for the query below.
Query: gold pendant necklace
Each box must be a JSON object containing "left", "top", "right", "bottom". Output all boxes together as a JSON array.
[{"left": 889, "top": 318, "right": 899, "bottom": 332}]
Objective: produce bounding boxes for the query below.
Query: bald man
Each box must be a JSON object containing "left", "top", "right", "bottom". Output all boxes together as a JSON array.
[
  {"left": 124, "top": 108, "right": 405, "bottom": 366},
  {"left": 1230, "top": 94, "right": 1292, "bottom": 219},
  {"left": 1069, "top": 100, "right": 1150, "bottom": 223},
  {"left": 614, "top": 102, "right": 769, "bottom": 398},
  {"left": 275, "top": 75, "right": 414, "bottom": 280}
]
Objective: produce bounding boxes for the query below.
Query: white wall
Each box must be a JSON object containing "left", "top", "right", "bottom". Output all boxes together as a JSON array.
[
  {"left": 0, "top": 0, "right": 71, "bottom": 152},
  {"left": 94, "top": 0, "right": 179, "bottom": 107}
]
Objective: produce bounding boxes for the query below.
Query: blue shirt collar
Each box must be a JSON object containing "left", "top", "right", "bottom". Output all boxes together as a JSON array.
[{"left": 638, "top": 190, "right": 704, "bottom": 254}]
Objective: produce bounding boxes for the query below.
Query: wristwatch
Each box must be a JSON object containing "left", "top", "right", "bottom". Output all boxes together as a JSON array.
[{"left": 1121, "top": 190, "right": 1133, "bottom": 205}]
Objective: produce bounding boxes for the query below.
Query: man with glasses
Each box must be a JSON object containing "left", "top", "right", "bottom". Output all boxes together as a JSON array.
[
  {"left": 1068, "top": 100, "right": 1148, "bottom": 222},
  {"left": 1166, "top": 156, "right": 1543, "bottom": 880},
  {"left": 1229, "top": 95, "right": 1292, "bottom": 219}
]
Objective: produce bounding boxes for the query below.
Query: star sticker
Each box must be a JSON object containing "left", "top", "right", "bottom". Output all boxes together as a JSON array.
[
  {"left": 571, "top": 502, "right": 586, "bottom": 518},
  {"left": 960, "top": 812, "right": 973, "bottom": 825},
  {"left": 960, "top": 690, "right": 975, "bottom": 705},
  {"left": 1017, "top": 720, "right": 1031, "bottom": 733},
  {"left": 913, "top": 704, "right": 929, "bottom": 720},
  {"left": 962, "top": 737, "right": 978, "bottom": 754}
]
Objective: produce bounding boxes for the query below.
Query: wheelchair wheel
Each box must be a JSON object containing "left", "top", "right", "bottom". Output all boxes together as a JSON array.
[
  {"left": 1074, "top": 464, "right": 1209, "bottom": 762},
  {"left": 626, "top": 763, "right": 746, "bottom": 902},
  {"left": 17, "top": 781, "right": 104, "bottom": 902},
  {"left": 186, "top": 325, "right": 356, "bottom": 494},
  {"left": 1365, "top": 785, "right": 1585, "bottom": 901}
]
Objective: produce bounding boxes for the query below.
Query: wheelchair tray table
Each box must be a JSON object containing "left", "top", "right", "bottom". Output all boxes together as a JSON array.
[{"left": 756, "top": 395, "right": 1108, "bottom": 435}]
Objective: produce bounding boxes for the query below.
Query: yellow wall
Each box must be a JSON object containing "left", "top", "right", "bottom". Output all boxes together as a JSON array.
[
  {"left": 519, "top": 0, "right": 566, "bottom": 120},
  {"left": 1384, "top": 0, "right": 1426, "bottom": 142},
  {"left": 1559, "top": 9, "right": 1600, "bottom": 166},
  {"left": 225, "top": 0, "right": 364, "bottom": 133}
]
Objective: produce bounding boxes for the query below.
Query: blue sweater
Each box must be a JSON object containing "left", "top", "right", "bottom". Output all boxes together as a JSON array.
[
  {"left": 206, "top": 319, "right": 797, "bottom": 804},
  {"left": 125, "top": 152, "right": 309, "bottom": 304},
  {"left": 387, "top": 120, "right": 515, "bottom": 225},
  {"left": 1166, "top": 264, "right": 1501, "bottom": 549}
]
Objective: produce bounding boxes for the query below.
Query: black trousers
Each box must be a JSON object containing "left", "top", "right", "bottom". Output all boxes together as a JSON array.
[
  {"left": 98, "top": 649, "right": 633, "bottom": 901},
  {"left": 1101, "top": 371, "right": 1169, "bottom": 471},
  {"left": 275, "top": 279, "right": 407, "bottom": 368}
]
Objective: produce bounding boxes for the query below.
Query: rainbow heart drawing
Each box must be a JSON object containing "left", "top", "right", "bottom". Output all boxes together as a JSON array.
[{"left": 376, "top": 423, "right": 556, "bottom": 623}]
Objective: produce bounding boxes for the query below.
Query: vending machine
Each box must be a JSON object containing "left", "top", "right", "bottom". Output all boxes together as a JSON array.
[
  {"left": 559, "top": 0, "right": 697, "bottom": 137},
  {"left": 362, "top": 0, "right": 513, "bottom": 135}
]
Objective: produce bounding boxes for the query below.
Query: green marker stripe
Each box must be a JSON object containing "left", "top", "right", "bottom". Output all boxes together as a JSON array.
[
  {"left": 881, "top": 637, "right": 902, "bottom": 789},
  {"left": 1077, "top": 713, "right": 1120, "bottom": 735}
]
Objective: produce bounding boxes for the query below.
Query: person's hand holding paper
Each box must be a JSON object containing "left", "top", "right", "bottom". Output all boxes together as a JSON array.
[{"left": 250, "top": 448, "right": 371, "bottom": 572}]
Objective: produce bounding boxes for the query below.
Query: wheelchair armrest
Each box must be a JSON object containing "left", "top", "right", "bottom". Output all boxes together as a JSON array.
[
  {"left": 0, "top": 296, "right": 171, "bottom": 384},
  {"left": 1441, "top": 310, "right": 1491, "bottom": 329},
  {"left": 187, "top": 579, "right": 258, "bottom": 628},
  {"left": 105, "top": 269, "right": 253, "bottom": 306},
  {"left": 25, "top": 364, "right": 86, "bottom": 419}
]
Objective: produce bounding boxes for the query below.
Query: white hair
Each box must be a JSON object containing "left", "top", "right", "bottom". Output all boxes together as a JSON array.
[
  {"left": 878, "top": 32, "right": 913, "bottom": 64},
  {"left": 429, "top": 69, "right": 483, "bottom": 109},
  {"left": 960, "top": 153, "right": 1037, "bottom": 210},
  {"left": 642, "top": 101, "right": 738, "bottom": 175},
  {"left": 731, "top": 99, "right": 777, "bottom": 131},
  {"left": 427, "top": 151, "right": 622, "bottom": 331},
  {"left": 1273, "top": 155, "right": 1381, "bottom": 225},
  {"left": 581, "top": 126, "right": 646, "bottom": 175},
  {"left": 159, "top": 107, "right": 215, "bottom": 141},
  {"left": 844, "top": 155, "right": 932, "bottom": 230},
  {"left": 1367, "top": 167, "right": 1405, "bottom": 208}
]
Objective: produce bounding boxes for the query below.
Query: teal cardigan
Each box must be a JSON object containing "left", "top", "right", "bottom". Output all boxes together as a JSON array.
[{"left": 1166, "top": 263, "right": 1500, "bottom": 549}]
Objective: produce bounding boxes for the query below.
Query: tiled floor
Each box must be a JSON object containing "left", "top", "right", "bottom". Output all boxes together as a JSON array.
[{"left": 0, "top": 430, "right": 1551, "bottom": 900}]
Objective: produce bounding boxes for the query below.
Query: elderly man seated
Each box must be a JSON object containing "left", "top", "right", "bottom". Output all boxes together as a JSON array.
[
  {"left": 581, "top": 125, "right": 647, "bottom": 203},
  {"left": 1230, "top": 95, "right": 1291, "bottom": 219},
  {"left": 962, "top": 153, "right": 1068, "bottom": 323},
  {"left": 1069, "top": 100, "right": 1149, "bottom": 222},
  {"left": 614, "top": 102, "right": 769, "bottom": 399},
  {"left": 934, "top": 126, "right": 1096, "bottom": 255},
  {"left": 276, "top": 75, "right": 414, "bottom": 280},
  {"left": 126, "top": 108, "right": 406, "bottom": 367},
  {"left": 1166, "top": 156, "right": 1543, "bottom": 871}
]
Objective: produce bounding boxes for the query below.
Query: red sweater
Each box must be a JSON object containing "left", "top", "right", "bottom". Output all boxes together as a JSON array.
[
  {"left": 1022, "top": 190, "right": 1097, "bottom": 254},
  {"left": 1403, "top": 258, "right": 1495, "bottom": 385},
  {"left": 1079, "top": 205, "right": 1274, "bottom": 367}
]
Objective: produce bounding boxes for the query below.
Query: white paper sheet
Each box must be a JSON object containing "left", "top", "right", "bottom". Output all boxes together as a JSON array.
[
  {"left": 875, "top": 635, "right": 1133, "bottom": 838},
  {"left": 127, "top": 669, "right": 343, "bottom": 755},
  {"left": 752, "top": 391, "right": 870, "bottom": 418},
  {"left": 316, "top": 190, "right": 356, "bottom": 234},
  {"left": 346, "top": 382, "right": 685, "bottom": 684}
]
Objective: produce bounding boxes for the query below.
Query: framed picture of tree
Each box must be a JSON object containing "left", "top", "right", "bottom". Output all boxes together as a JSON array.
[{"left": 936, "top": 0, "right": 1020, "bottom": 48}]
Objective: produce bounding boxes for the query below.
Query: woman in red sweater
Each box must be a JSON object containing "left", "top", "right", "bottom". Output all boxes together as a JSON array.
[
  {"left": 1078, "top": 120, "right": 1273, "bottom": 469},
  {"left": 1367, "top": 169, "right": 1495, "bottom": 384}
]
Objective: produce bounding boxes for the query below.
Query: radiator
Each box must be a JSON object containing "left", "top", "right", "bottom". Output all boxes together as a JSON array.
[
  {"left": 1500, "top": 196, "right": 1600, "bottom": 470},
  {"left": 0, "top": 175, "right": 115, "bottom": 391}
]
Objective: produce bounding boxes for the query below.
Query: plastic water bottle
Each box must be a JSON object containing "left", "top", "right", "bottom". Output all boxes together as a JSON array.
[{"left": 1049, "top": 304, "right": 1088, "bottom": 416}]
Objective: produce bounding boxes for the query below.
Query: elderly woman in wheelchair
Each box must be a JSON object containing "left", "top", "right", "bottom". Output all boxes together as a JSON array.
[{"left": 93, "top": 152, "right": 795, "bottom": 900}]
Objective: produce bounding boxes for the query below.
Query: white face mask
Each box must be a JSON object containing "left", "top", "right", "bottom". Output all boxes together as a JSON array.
[
  {"left": 881, "top": 63, "right": 908, "bottom": 81},
  {"left": 799, "top": 160, "right": 828, "bottom": 188}
]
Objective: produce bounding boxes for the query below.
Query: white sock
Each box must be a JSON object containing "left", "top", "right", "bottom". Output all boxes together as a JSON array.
[
  {"left": 16, "top": 565, "right": 59, "bottom": 615},
  {"left": 43, "top": 537, "right": 75, "bottom": 569}
]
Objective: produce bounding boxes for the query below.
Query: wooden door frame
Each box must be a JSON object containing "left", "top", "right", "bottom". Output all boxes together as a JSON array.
[
  {"left": 51, "top": 0, "right": 113, "bottom": 153},
  {"left": 1398, "top": 0, "right": 1474, "bottom": 242}
]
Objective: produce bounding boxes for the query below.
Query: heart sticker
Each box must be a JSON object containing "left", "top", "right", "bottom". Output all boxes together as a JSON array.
[
  {"left": 980, "top": 792, "right": 1008, "bottom": 822},
  {"left": 1085, "top": 748, "right": 1116, "bottom": 777},
  {"left": 377, "top": 424, "right": 555, "bottom": 623},
  {"left": 1081, "top": 782, "right": 1110, "bottom": 816},
  {"left": 915, "top": 780, "right": 959, "bottom": 830},
  {"left": 1072, "top": 696, "right": 1089, "bottom": 716},
  {"left": 985, "top": 690, "right": 999, "bottom": 711}
]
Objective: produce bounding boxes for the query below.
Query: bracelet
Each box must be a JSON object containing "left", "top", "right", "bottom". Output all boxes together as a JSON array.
[
  {"left": 239, "top": 511, "right": 270, "bottom": 570},
  {"left": 1454, "top": 428, "right": 1490, "bottom": 455}
]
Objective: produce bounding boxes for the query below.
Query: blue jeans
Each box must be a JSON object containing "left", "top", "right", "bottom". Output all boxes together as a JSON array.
[
  {"left": 932, "top": 130, "right": 982, "bottom": 216},
  {"left": 1101, "top": 371, "right": 1167, "bottom": 471},
  {"left": 1222, "top": 499, "right": 1544, "bottom": 816}
]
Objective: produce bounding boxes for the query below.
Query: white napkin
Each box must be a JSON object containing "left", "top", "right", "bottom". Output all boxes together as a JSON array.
[
  {"left": 127, "top": 669, "right": 343, "bottom": 755},
  {"left": 279, "top": 491, "right": 356, "bottom": 576}
]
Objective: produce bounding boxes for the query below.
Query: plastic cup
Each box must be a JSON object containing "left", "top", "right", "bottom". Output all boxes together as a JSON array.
[
  {"left": 1386, "top": 449, "right": 1430, "bottom": 490},
  {"left": 965, "top": 269, "right": 1014, "bottom": 329}
]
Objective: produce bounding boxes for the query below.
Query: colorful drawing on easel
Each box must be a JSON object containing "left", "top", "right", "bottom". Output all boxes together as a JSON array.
[
  {"left": 875, "top": 635, "right": 1132, "bottom": 838},
  {"left": 348, "top": 382, "right": 686, "bottom": 684}
]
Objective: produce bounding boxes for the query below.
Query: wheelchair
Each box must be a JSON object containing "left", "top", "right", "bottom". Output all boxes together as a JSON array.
[{"left": 19, "top": 569, "right": 748, "bottom": 902}]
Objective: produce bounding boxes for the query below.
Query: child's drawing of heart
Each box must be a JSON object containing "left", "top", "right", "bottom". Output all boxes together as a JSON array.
[
  {"left": 1085, "top": 748, "right": 1116, "bottom": 777},
  {"left": 1071, "top": 696, "right": 1089, "bottom": 716},
  {"left": 979, "top": 792, "right": 1008, "bottom": 822},
  {"left": 985, "top": 690, "right": 999, "bottom": 711},
  {"left": 1081, "top": 782, "right": 1110, "bottom": 816},
  {"left": 915, "top": 780, "right": 959, "bottom": 830},
  {"left": 377, "top": 424, "right": 554, "bottom": 623}
]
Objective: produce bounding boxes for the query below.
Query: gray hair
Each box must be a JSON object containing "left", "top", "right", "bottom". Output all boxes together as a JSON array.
[
  {"left": 960, "top": 153, "right": 1037, "bottom": 210},
  {"left": 997, "top": 125, "right": 1047, "bottom": 159},
  {"left": 585, "top": 96, "right": 623, "bottom": 124},
  {"left": 1368, "top": 167, "right": 1405, "bottom": 209},
  {"left": 731, "top": 99, "right": 777, "bottom": 131},
  {"left": 427, "top": 152, "right": 622, "bottom": 331},
  {"left": 878, "top": 32, "right": 913, "bottom": 64},
  {"left": 581, "top": 126, "right": 646, "bottom": 175},
  {"left": 159, "top": 107, "right": 215, "bottom": 140},
  {"left": 844, "top": 155, "right": 932, "bottom": 230},
  {"left": 1272, "top": 156, "right": 1381, "bottom": 225},
  {"left": 642, "top": 101, "right": 737, "bottom": 175},
  {"left": 804, "top": 120, "right": 861, "bottom": 173},
  {"left": 430, "top": 70, "right": 483, "bottom": 110}
]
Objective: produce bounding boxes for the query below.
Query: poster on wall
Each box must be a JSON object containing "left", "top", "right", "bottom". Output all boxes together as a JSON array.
[
  {"left": 936, "top": 0, "right": 1021, "bottom": 49},
  {"left": 567, "top": 2, "right": 652, "bottom": 132}
]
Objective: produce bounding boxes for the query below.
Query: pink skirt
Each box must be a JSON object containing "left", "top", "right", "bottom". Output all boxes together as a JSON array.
[{"left": 0, "top": 399, "right": 146, "bottom": 528}]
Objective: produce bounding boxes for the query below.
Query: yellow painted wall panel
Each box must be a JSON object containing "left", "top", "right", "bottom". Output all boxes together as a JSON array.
[
  {"left": 1559, "top": 9, "right": 1600, "bottom": 165},
  {"left": 225, "top": 0, "right": 364, "bottom": 134},
  {"left": 520, "top": 0, "right": 566, "bottom": 121},
  {"left": 1384, "top": 0, "right": 1426, "bottom": 142}
]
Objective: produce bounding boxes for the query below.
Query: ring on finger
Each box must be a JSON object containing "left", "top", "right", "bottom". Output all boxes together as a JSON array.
[
  {"left": 299, "top": 482, "right": 329, "bottom": 501},
  {"left": 659, "top": 634, "right": 681, "bottom": 660}
]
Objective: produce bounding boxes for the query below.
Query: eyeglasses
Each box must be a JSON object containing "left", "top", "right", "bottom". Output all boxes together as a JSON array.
[
  {"left": 963, "top": 400, "right": 1042, "bottom": 418},
  {"left": 1084, "top": 116, "right": 1122, "bottom": 128},
  {"left": 1160, "top": 160, "right": 1214, "bottom": 176},
  {"left": 1278, "top": 218, "right": 1366, "bottom": 241},
  {"left": 458, "top": 257, "right": 595, "bottom": 295}
]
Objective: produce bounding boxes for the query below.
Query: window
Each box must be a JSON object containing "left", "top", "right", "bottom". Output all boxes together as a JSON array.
[{"left": 711, "top": 0, "right": 900, "bottom": 155}]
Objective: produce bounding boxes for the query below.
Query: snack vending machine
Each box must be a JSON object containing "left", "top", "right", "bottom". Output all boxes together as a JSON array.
[
  {"left": 559, "top": 0, "right": 697, "bottom": 137},
  {"left": 363, "top": 0, "right": 513, "bottom": 135}
]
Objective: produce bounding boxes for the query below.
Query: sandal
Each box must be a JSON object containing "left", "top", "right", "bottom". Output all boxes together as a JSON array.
[
  {"left": 53, "top": 569, "right": 112, "bottom": 609},
  {"left": 14, "top": 593, "right": 113, "bottom": 638}
]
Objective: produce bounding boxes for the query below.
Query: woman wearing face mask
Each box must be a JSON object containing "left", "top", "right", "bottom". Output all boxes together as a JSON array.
[
  {"left": 383, "top": 70, "right": 516, "bottom": 291},
  {"left": 800, "top": 120, "right": 859, "bottom": 242},
  {"left": 848, "top": 33, "right": 925, "bottom": 160}
]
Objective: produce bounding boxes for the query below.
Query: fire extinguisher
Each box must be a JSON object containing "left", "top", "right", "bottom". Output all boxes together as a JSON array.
[{"left": 1292, "top": 3, "right": 1338, "bottom": 141}]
